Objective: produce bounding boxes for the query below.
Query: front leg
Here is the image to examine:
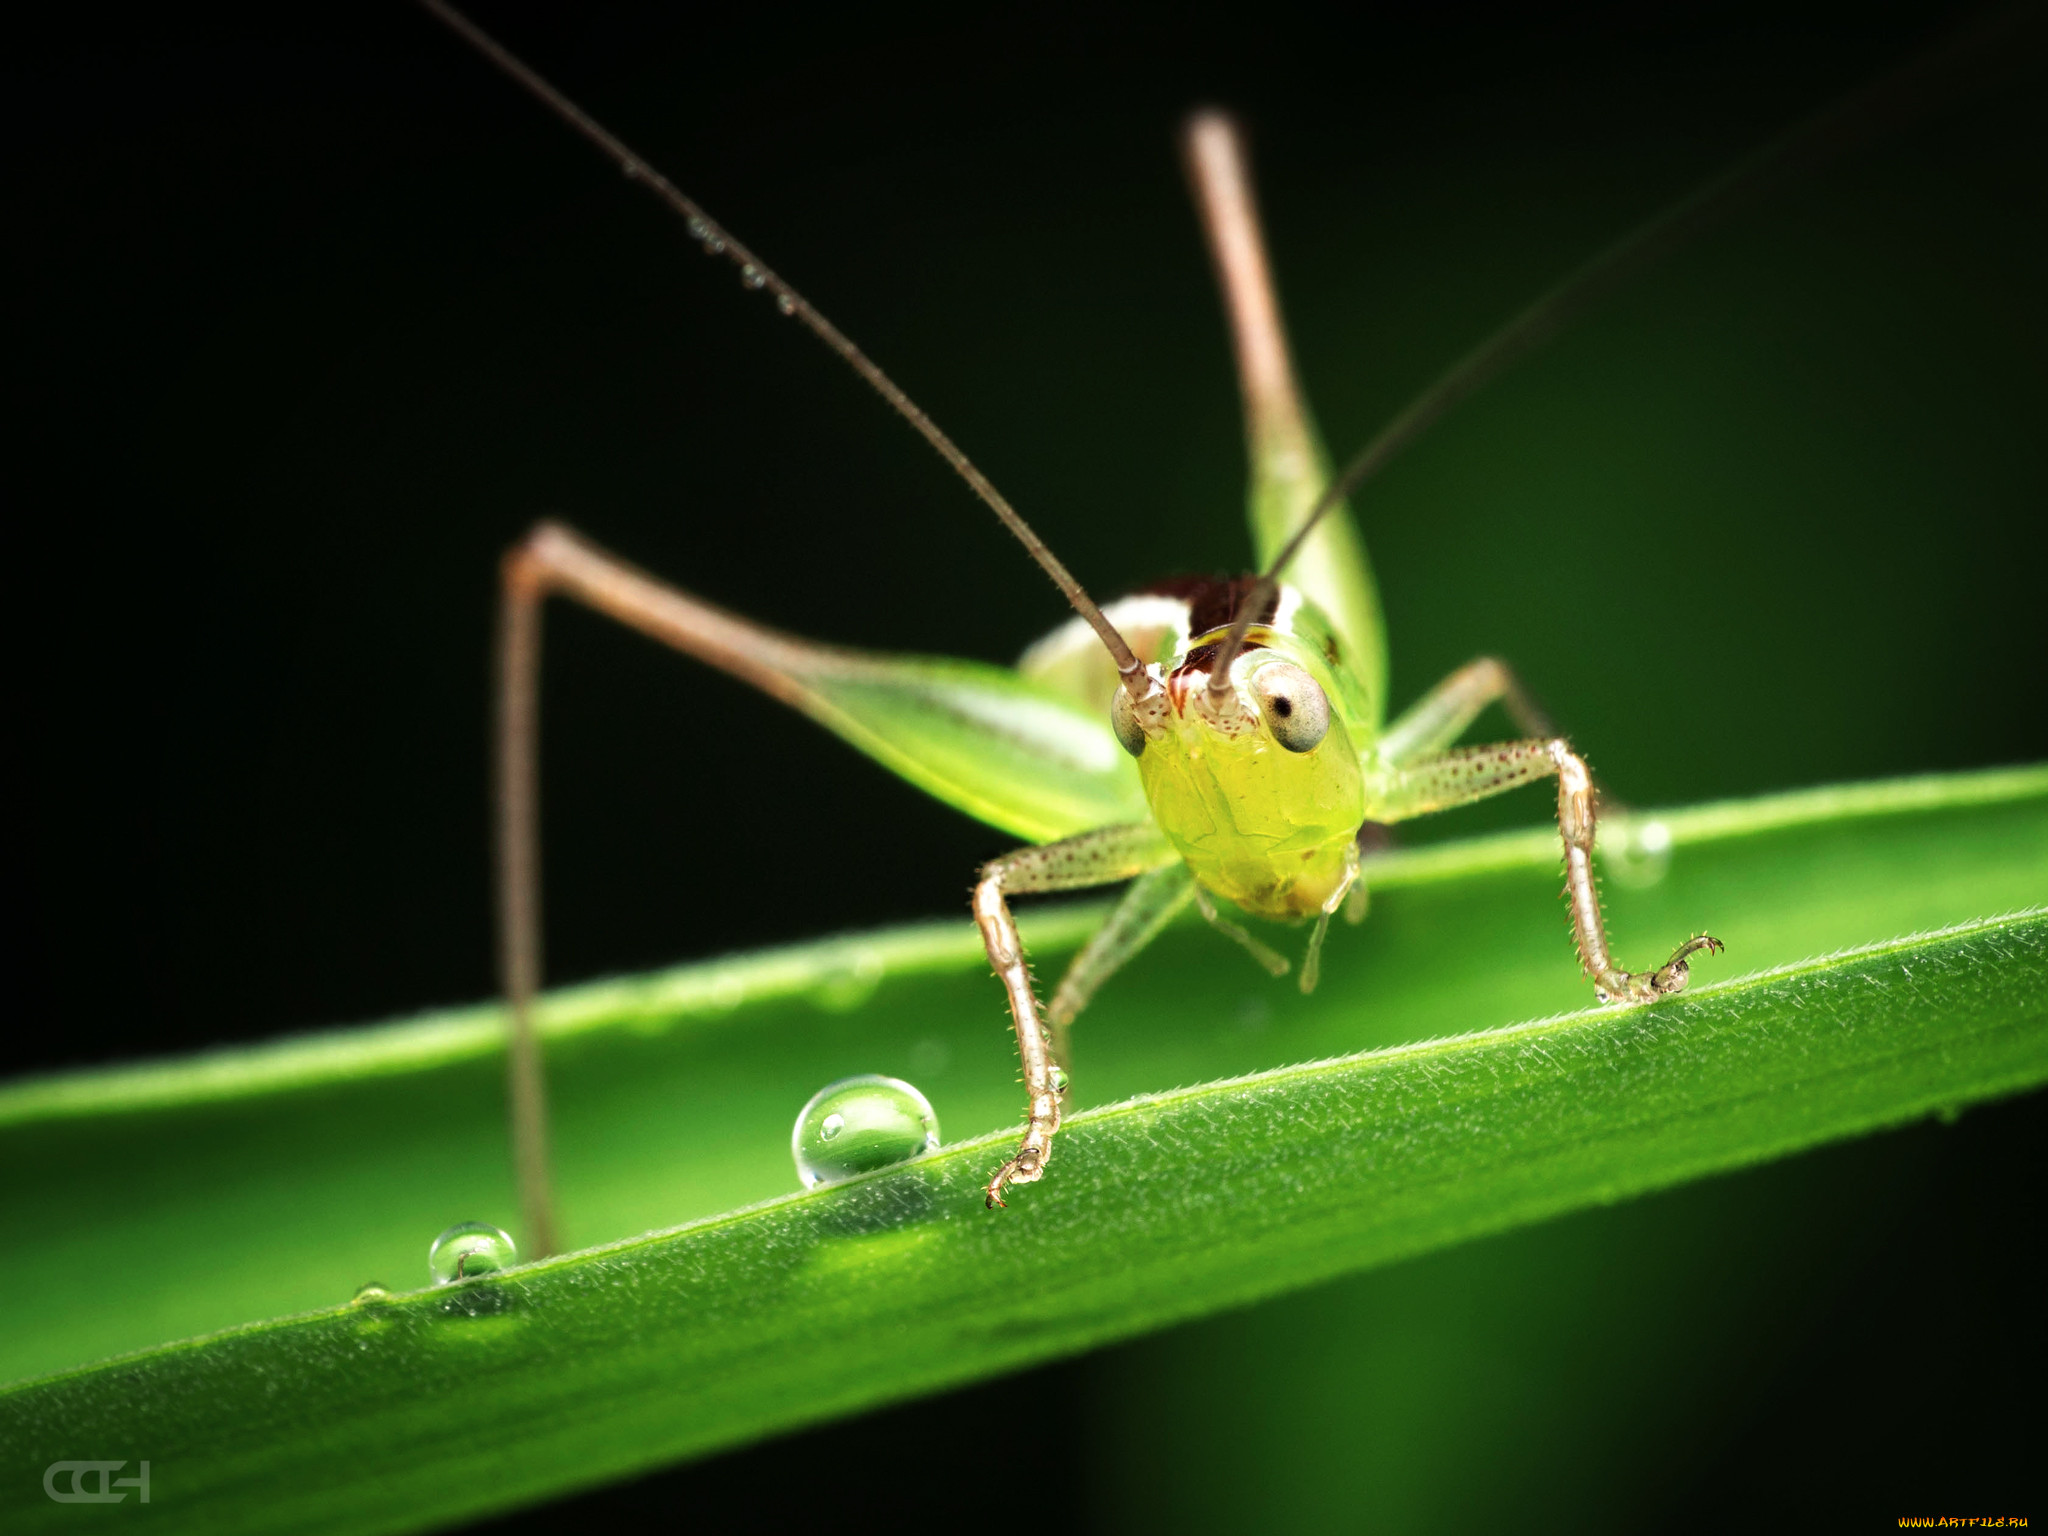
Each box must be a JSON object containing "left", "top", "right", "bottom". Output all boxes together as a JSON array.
[
  {"left": 1376, "top": 655, "right": 1559, "bottom": 766},
  {"left": 975, "top": 824, "right": 1175, "bottom": 1207},
  {"left": 1047, "top": 860, "right": 1196, "bottom": 1066},
  {"left": 1545, "top": 742, "right": 1723, "bottom": 1000},
  {"left": 1370, "top": 739, "right": 1721, "bottom": 1003}
]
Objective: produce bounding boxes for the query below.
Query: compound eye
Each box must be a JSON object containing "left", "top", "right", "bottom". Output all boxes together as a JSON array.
[
  {"left": 1251, "top": 662, "right": 1330, "bottom": 753},
  {"left": 1110, "top": 685, "right": 1148, "bottom": 758}
]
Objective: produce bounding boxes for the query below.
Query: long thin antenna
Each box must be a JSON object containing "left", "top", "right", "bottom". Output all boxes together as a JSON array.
[
  {"left": 1204, "top": 1, "right": 2046, "bottom": 696},
  {"left": 418, "top": 0, "right": 1143, "bottom": 681}
]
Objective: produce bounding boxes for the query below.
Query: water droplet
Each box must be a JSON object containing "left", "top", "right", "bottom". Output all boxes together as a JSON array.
[
  {"left": 704, "top": 972, "right": 746, "bottom": 1014},
  {"left": 740, "top": 264, "right": 766, "bottom": 289},
  {"left": 907, "top": 1036, "right": 951, "bottom": 1078},
  {"left": 428, "top": 1221, "right": 516, "bottom": 1286},
  {"left": 814, "top": 948, "right": 885, "bottom": 1012},
  {"left": 686, "top": 216, "right": 710, "bottom": 241},
  {"left": 792, "top": 1074, "right": 939, "bottom": 1189},
  {"left": 702, "top": 234, "right": 726, "bottom": 256},
  {"left": 1048, "top": 1065, "right": 1069, "bottom": 1096},
  {"left": 1603, "top": 817, "right": 1673, "bottom": 889},
  {"left": 775, "top": 292, "right": 797, "bottom": 315},
  {"left": 350, "top": 1282, "right": 390, "bottom": 1306}
]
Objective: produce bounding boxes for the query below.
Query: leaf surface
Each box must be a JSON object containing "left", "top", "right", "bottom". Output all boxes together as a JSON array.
[{"left": 1, "top": 767, "right": 2043, "bottom": 1534}]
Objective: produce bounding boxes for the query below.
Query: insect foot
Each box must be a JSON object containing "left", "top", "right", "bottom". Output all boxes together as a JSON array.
[
  {"left": 984, "top": 1082, "right": 1064, "bottom": 1209},
  {"left": 1592, "top": 933, "right": 1725, "bottom": 1004},
  {"left": 984, "top": 1144, "right": 1046, "bottom": 1209}
]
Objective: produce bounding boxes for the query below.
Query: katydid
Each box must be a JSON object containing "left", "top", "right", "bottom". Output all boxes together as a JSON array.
[{"left": 421, "top": 1, "right": 2005, "bottom": 1248}]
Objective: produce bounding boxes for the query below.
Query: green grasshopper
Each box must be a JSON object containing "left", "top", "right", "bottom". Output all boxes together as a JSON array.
[{"left": 423, "top": 2, "right": 1774, "bottom": 1245}]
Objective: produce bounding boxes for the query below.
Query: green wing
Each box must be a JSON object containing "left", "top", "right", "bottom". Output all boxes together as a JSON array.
[
  {"left": 785, "top": 651, "right": 1148, "bottom": 843},
  {"left": 519, "top": 524, "right": 1145, "bottom": 844}
]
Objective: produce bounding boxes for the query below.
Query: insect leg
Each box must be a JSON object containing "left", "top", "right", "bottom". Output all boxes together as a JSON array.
[
  {"left": 1376, "top": 656, "right": 1558, "bottom": 766},
  {"left": 1342, "top": 874, "right": 1369, "bottom": 927},
  {"left": 497, "top": 521, "right": 1148, "bottom": 1252},
  {"left": 499, "top": 519, "right": 861, "bottom": 1254},
  {"left": 1184, "top": 111, "right": 1385, "bottom": 708},
  {"left": 1370, "top": 740, "right": 1721, "bottom": 1003},
  {"left": 1296, "top": 841, "right": 1362, "bottom": 995},
  {"left": 1046, "top": 859, "right": 1194, "bottom": 1065},
  {"left": 976, "top": 823, "right": 1175, "bottom": 1208},
  {"left": 1189, "top": 884, "right": 1291, "bottom": 979},
  {"left": 1377, "top": 659, "right": 1652, "bottom": 861},
  {"left": 498, "top": 540, "right": 557, "bottom": 1258}
]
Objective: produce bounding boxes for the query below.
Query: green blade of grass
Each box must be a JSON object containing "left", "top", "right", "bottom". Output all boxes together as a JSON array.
[
  {"left": 0, "top": 767, "right": 2043, "bottom": 1533},
  {"left": 5, "top": 912, "right": 2044, "bottom": 1535}
]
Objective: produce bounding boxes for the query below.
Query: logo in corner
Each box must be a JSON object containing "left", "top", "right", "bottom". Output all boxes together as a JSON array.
[{"left": 43, "top": 1461, "right": 150, "bottom": 1504}]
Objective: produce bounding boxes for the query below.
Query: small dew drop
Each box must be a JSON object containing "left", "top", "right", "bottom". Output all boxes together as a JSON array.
[
  {"left": 775, "top": 292, "right": 797, "bottom": 316},
  {"left": 1603, "top": 818, "right": 1674, "bottom": 889},
  {"left": 350, "top": 1282, "right": 391, "bottom": 1306},
  {"left": 428, "top": 1221, "right": 517, "bottom": 1287},
  {"left": 792, "top": 1074, "right": 939, "bottom": 1189},
  {"left": 814, "top": 949, "right": 886, "bottom": 1012},
  {"left": 740, "top": 264, "right": 767, "bottom": 289},
  {"left": 907, "top": 1036, "right": 952, "bottom": 1078},
  {"left": 1048, "top": 1065, "right": 1070, "bottom": 1096},
  {"left": 686, "top": 216, "right": 710, "bottom": 241},
  {"left": 702, "top": 235, "right": 726, "bottom": 256},
  {"left": 705, "top": 973, "right": 747, "bottom": 1014}
]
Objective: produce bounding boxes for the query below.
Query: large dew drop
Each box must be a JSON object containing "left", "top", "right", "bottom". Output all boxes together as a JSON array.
[
  {"left": 428, "top": 1221, "right": 516, "bottom": 1286},
  {"left": 792, "top": 1074, "right": 939, "bottom": 1189}
]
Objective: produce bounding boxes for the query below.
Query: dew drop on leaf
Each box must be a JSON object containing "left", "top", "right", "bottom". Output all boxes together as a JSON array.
[
  {"left": 428, "top": 1221, "right": 517, "bottom": 1286},
  {"left": 1603, "top": 817, "right": 1674, "bottom": 889},
  {"left": 791, "top": 1075, "right": 939, "bottom": 1189},
  {"left": 349, "top": 1282, "right": 391, "bottom": 1306}
]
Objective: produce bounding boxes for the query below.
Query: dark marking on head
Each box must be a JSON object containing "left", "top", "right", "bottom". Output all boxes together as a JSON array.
[
  {"left": 1149, "top": 575, "right": 1283, "bottom": 688},
  {"left": 1169, "top": 637, "right": 1269, "bottom": 685},
  {"left": 1141, "top": 574, "right": 1281, "bottom": 638}
]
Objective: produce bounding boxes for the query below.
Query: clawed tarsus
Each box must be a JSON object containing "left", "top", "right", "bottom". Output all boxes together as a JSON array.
[{"left": 1592, "top": 932, "right": 1725, "bottom": 1004}]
